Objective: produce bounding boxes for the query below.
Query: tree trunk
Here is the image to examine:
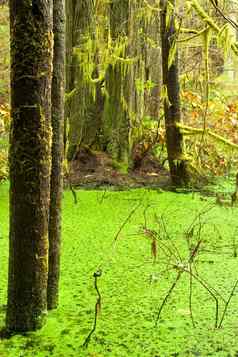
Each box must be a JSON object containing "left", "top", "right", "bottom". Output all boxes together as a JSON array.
[
  {"left": 144, "top": 14, "right": 161, "bottom": 120},
  {"left": 7, "top": 0, "right": 53, "bottom": 331},
  {"left": 160, "top": 0, "right": 189, "bottom": 186},
  {"left": 65, "top": 0, "right": 103, "bottom": 160},
  {"left": 102, "top": 0, "right": 130, "bottom": 167},
  {"left": 47, "top": 0, "right": 65, "bottom": 310},
  {"left": 128, "top": 1, "right": 162, "bottom": 169}
]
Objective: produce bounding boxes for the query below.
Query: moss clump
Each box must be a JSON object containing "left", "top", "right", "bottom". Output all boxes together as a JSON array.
[{"left": 112, "top": 159, "right": 128, "bottom": 174}]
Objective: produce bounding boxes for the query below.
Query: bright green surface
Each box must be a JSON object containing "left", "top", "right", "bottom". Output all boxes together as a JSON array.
[{"left": 0, "top": 182, "right": 238, "bottom": 356}]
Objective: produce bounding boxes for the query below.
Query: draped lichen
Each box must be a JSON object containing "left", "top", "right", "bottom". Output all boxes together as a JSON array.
[{"left": 65, "top": 0, "right": 162, "bottom": 166}]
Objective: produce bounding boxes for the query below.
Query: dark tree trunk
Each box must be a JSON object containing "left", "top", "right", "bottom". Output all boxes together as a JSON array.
[
  {"left": 7, "top": 0, "right": 53, "bottom": 332},
  {"left": 47, "top": 0, "right": 65, "bottom": 310},
  {"left": 160, "top": 0, "right": 189, "bottom": 186}
]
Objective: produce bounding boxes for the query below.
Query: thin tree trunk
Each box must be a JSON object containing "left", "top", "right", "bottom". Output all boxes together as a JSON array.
[
  {"left": 47, "top": 0, "right": 65, "bottom": 310},
  {"left": 160, "top": 0, "right": 189, "bottom": 186},
  {"left": 144, "top": 14, "right": 161, "bottom": 120},
  {"left": 7, "top": 0, "right": 53, "bottom": 331}
]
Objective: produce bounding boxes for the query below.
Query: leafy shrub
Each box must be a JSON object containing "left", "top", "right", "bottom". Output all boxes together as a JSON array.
[{"left": 181, "top": 89, "right": 238, "bottom": 176}]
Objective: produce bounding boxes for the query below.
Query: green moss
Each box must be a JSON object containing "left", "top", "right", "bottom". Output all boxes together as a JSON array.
[{"left": 111, "top": 159, "right": 128, "bottom": 174}]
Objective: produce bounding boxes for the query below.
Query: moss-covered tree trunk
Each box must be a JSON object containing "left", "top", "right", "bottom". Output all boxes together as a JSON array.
[
  {"left": 102, "top": 0, "right": 130, "bottom": 167},
  {"left": 128, "top": 1, "right": 162, "bottom": 169},
  {"left": 127, "top": 0, "right": 145, "bottom": 167},
  {"left": 144, "top": 15, "right": 161, "bottom": 121},
  {"left": 65, "top": 0, "right": 103, "bottom": 160},
  {"left": 65, "top": 1, "right": 162, "bottom": 169},
  {"left": 160, "top": 0, "right": 189, "bottom": 186},
  {"left": 7, "top": 0, "right": 53, "bottom": 332},
  {"left": 47, "top": 0, "right": 65, "bottom": 310},
  {"left": 104, "top": 1, "right": 161, "bottom": 169},
  {"left": 103, "top": 63, "right": 130, "bottom": 166}
]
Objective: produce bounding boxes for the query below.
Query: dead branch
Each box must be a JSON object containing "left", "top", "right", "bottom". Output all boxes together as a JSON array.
[{"left": 82, "top": 270, "right": 102, "bottom": 348}]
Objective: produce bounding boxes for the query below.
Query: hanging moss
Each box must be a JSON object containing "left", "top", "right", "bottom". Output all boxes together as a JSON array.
[
  {"left": 190, "top": 0, "right": 238, "bottom": 56},
  {"left": 65, "top": 0, "right": 162, "bottom": 167}
]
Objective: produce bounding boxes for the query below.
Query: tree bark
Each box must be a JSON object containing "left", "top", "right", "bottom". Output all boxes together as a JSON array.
[
  {"left": 47, "top": 0, "right": 65, "bottom": 310},
  {"left": 7, "top": 0, "right": 53, "bottom": 331},
  {"left": 102, "top": 0, "right": 130, "bottom": 166},
  {"left": 65, "top": 0, "right": 103, "bottom": 160},
  {"left": 144, "top": 14, "right": 161, "bottom": 120},
  {"left": 160, "top": 0, "right": 189, "bottom": 186}
]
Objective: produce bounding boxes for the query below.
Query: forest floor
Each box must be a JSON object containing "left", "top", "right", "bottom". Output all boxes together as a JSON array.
[
  {"left": 68, "top": 148, "right": 171, "bottom": 189},
  {"left": 0, "top": 179, "right": 238, "bottom": 356}
]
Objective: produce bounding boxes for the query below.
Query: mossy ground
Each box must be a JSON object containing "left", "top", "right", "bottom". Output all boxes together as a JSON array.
[{"left": 0, "top": 181, "right": 238, "bottom": 356}]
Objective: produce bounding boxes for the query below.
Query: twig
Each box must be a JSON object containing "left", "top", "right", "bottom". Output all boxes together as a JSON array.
[
  {"left": 183, "top": 268, "right": 219, "bottom": 328},
  {"left": 155, "top": 271, "right": 182, "bottom": 327},
  {"left": 187, "top": 238, "right": 202, "bottom": 328},
  {"left": 185, "top": 205, "right": 214, "bottom": 236},
  {"left": 69, "top": 182, "right": 78, "bottom": 205},
  {"left": 218, "top": 279, "right": 238, "bottom": 329},
  {"left": 160, "top": 215, "right": 182, "bottom": 262},
  {"left": 113, "top": 201, "right": 141, "bottom": 243},
  {"left": 209, "top": 0, "right": 238, "bottom": 31},
  {"left": 97, "top": 190, "right": 108, "bottom": 204},
  {"left": 189, "top": 239, "right": 202, "bottom": 264},
  {"left": 189, "top": 263, "right": 196, "bottom": 327},
  {"left": 82, "top": 270, "right": 102, "bottom": 348}
]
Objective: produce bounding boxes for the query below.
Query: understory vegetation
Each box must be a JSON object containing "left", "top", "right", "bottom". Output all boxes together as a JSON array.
[
  {"left": 1, "top": 181, "right": 238, "bottom": 356},
  {"left": 1, "top": 3, "right": 238, "bottom": 183}
]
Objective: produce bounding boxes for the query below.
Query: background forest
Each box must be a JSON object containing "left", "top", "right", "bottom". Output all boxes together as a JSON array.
[
  {"left": 1, "top": 0, "right": 238, "bottom": 356},
  {"left": 2, "top": 0, "right": 238, "bottom": 185}
]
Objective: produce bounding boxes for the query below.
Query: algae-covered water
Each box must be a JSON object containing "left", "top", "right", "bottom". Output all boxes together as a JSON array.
[{"left": 0, "top": 181, "right": 238, "bottom": 356}]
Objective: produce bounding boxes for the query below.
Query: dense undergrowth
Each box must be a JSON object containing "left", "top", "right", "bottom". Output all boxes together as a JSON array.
[{"left": 0, "top": 181, "right": 238, "bottom": 356}]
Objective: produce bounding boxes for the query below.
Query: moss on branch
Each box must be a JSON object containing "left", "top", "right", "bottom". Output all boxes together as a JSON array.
[{"left": 177, "top": 123, "right": 238, "bottom": 150}]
